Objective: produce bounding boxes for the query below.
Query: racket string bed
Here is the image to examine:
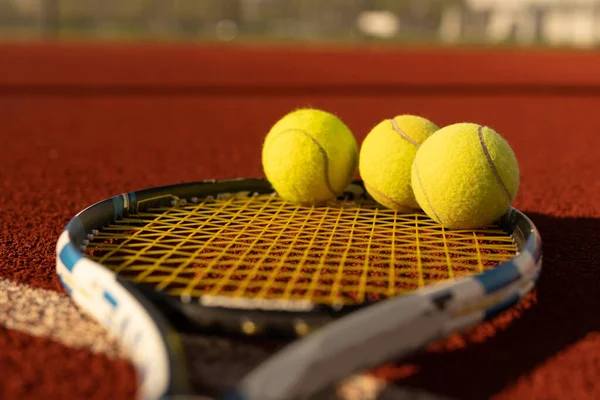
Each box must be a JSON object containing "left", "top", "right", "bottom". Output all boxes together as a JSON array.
[{"left": 85, "top": 193, "right": 518, "bottom": 307}]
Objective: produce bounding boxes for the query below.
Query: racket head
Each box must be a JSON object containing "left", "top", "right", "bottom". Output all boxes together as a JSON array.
[{"left": 56, "top": 178, "right": 542, "bottom": 399}]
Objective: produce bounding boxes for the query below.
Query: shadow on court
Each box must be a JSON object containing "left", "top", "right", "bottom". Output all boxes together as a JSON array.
[{"left": 383, "top": 213, "right": 600, "bottom": 400}]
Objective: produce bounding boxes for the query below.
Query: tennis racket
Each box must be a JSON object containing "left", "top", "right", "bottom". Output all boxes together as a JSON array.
[{"left": 55, "top": 178, "right": 542, "bottom": 400}]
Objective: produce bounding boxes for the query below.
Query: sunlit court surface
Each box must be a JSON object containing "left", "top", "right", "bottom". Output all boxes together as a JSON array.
[{"left": 1, "top": 1, "right": 599, "bottom": 400}]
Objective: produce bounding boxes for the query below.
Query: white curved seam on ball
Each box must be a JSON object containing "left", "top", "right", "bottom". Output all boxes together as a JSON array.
[
  {"left": 273, "top": 128, "right": 337, "bottom": 197},
  {"left": 477, "top": 126, "right": 512, "bottom": 202},
  {"left": 391, "top": 118, "right": 421, "bottom": 147},
  {"left": 363, "top": 181, "right": 406, "bottom": 209},
  {"left": 413, "top": 161, "right": 444, "bottom": 225}
]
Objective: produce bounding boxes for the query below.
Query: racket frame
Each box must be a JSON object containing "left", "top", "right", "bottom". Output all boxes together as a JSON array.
[{"left": 55, "top": 178, "right": 542, "bottom": 400}]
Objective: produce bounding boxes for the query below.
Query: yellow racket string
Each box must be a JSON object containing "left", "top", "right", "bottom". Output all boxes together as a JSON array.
[{"left": 85, "top": 193, "right": 518, "bottom": 306}]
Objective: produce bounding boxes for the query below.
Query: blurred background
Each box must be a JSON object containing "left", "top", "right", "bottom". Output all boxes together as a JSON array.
[{"left": 1, "top": 0, "right": 600, "bottom": 49}]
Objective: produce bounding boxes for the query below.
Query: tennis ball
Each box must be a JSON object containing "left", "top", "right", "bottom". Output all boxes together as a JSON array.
[
  {"left": 411, "top": 123, "right": 520, "bottom": 229},
  {"left": 359, "top": 115, "right": 439, "bottom": 211},
  {"left": 262, "top": 108, "right": 358, "bottom": 204}
]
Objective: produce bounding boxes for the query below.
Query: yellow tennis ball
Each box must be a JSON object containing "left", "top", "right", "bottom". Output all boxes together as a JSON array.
[
  {"left": 411, "top": 123, "right": 520, "bottom": 229},
  {"left": 262, "top": 108, "right": 358, "bottom": 204},
  {"left": 359, "top": 115, "right": 439, "bottom": 211}
]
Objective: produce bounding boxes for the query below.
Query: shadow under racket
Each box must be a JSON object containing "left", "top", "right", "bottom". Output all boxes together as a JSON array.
[{"left": 178, "top": 332, "right": 455, "bottom": 400}]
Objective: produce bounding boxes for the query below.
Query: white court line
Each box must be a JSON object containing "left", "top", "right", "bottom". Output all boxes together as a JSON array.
[{"left": 0, "top": 278, "right": 125, "bottom": 359}]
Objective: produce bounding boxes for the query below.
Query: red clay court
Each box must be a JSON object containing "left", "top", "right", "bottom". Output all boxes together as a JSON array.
[{"left": 1, "top": 42, "right": 599, "bottom": 399}]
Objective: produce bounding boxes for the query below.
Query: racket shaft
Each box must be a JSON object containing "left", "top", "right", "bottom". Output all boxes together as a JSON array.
[
  {"left": 235, "top": 294, "right": 439, "bottom": 400},
  {"left": 232, "top": 275, "right": 534, "bottom": 400}
]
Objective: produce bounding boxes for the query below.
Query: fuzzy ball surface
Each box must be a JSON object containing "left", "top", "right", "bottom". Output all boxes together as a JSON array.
[
  {"left": 411, "top": 122, "right": 520, "bottom": 229},
  {"left": 262, "top": 108, "right": 358, "bottom": 204}
]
